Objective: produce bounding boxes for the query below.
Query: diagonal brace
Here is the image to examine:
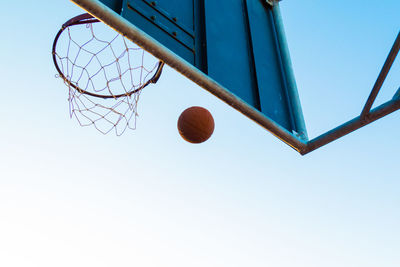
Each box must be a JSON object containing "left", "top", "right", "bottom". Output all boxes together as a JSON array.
[{"left": 360, "top": 32, "right": 400, "bottom": 120}]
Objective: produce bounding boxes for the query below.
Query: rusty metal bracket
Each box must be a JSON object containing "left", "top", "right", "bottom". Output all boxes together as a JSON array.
[
  {"left": 302, "top": 31, "right": 400, "bottom": 154},
  {"left": 266, "top": 0, "right": 282, "bottom": 7},
  {"left": 360, "top": 32, "right": 400, "bottom": 120}
]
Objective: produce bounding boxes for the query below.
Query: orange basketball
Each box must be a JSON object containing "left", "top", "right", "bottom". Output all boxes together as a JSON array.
[{"left": 177, "top": 106, "right": 215, "bottom": 144}]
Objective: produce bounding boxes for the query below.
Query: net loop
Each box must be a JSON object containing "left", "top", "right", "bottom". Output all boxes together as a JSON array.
[{"left": 52, "top": 13, "right": 164, "bottom": 135}]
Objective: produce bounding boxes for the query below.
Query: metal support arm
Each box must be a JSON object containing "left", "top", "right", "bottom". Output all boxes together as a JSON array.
[
  {"left": 360, "top": 33, "right": 400, "bottom": 120},
  {"left": 303, "top": 98, "right": 400, "bottom": 155},
  {"left": 299, "top": 31, "right": 400, "bottom": 155}
]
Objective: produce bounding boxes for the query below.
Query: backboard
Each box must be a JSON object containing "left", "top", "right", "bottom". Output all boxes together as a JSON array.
[{"left": 70, "top": 0, "right": 308, "bottom": 142}]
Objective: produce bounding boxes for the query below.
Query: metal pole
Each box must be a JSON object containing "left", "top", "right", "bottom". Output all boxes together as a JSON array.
[
  {"left": 360, "top": 32, "right": 400, "bottom": 119},
  {"left": 304, "top": 99, "right": 400, "bottom": 155}
]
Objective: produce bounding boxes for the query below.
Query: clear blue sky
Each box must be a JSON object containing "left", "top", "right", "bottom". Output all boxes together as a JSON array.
[{"left": 0, "top": 1, "right": 399, "bottom": 267}]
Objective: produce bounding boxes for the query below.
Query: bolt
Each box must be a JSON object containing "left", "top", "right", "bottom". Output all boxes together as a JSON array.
[
  {"left": 172, "top": 31, "right": 177, "bottom": 37},
  {"left": 173, "top": 17, "right": 177, "bottom": 22},
  {"left": 151, "top": 15, "right": 156, "bottom": 20},
  {"left": 151, "top": 1, "right": 156, "bottom": 6}
]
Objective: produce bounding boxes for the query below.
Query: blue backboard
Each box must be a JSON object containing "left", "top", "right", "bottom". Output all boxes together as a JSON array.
[{"left": 71, "top": 0, "right": 307, "bottom": 140}]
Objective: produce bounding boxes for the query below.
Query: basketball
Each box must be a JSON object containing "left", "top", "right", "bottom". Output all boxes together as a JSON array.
[{"left": 177, "top": 106, "right": 215, "bottom": 144}]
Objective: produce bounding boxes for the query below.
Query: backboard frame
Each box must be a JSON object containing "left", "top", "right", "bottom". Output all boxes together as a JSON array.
[{"left": 69, "top": 0, "right": 400, "bottom": 155}]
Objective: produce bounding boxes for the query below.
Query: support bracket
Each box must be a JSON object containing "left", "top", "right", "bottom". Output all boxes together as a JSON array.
[
  {"left": 266, "top": 0, "right": 282, "bottom": 7},
  {"left": 301, "top": 31, "right": 400, "bottom": 155}
]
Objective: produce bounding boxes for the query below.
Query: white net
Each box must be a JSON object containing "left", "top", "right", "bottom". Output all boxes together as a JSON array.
[{"left": 53, "top": 14, "right": 164, "bottom": 135}]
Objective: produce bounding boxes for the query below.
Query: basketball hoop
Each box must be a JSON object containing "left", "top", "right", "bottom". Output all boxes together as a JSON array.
[{"left": 52, "top": 13, "right": 164, "bottom": 135}]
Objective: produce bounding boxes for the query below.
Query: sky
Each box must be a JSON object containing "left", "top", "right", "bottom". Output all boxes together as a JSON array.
[{"left": 0, "top": 1, "right": 399, "bottom": 267}]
